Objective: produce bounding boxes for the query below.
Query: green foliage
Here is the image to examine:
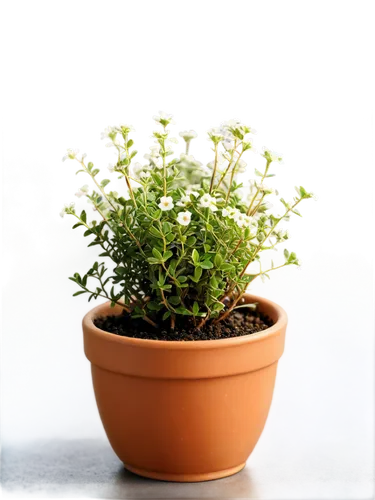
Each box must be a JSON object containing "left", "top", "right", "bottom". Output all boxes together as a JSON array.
[{"left": 62, "top": 114, "right": 314, "bottom": 328}]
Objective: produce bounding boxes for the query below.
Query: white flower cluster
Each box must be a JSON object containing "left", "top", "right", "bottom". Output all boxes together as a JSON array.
[
  {"left": 176, "top": 190, "right": 199, "bottom": 207},
  {"left": 59, "top": 202, "right": 75, "bottom": 218},
  {"left": 62, "top": 149, "right": 86, "bottom": 162},
  {"left": 222, "top": 207, "right": 255, "bottom": 229},
  {"left": 199, "top": 193, "right": 218, "bottom": 212},
  {"left": 144, "top": 145, "right": 162, "bottom": 169},
  {"left": 179, "top": 130, "right": 197, "bottom": 142}
]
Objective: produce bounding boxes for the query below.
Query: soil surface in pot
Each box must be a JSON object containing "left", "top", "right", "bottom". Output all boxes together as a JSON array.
[{"left": 94, "top": 308, "right": 274, "bottom": 341}]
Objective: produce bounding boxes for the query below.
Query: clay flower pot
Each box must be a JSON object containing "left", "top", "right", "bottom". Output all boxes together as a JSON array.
[{"left": 83, "top": 294, "right": 287, "bottom": 482}]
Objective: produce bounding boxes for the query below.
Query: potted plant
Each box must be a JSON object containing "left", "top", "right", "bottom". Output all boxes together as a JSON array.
[{"left": 61, "top": 112, "right": 313, "bottom": 482}]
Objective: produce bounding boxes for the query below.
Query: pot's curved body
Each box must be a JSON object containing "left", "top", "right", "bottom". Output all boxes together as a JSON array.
[{"left": 83, "top": 294, "right": 287, "bottom": 482}]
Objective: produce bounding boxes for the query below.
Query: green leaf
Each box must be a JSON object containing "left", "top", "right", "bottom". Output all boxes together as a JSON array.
[
  {"left": 292, "top": 210, "right": 304, "bottom": 219},
  {"left": 283, "top": 247, "right": 299, "bottom": 266},
  {"left": 152, "top": 248, "right": 163, "bottom": 260},
  {"left": 149, "top": 226, "right": 163, "bottom": 238},
  {"left": 233, "top": 303, "right": 258, "bottom": 311},
  {"left": 169, "top": 296, "right": 181, "bottom": 305},
  {"left": 87, "top": 241, "right": 101, "bottom": 248},
  {"left": 294, "top": 184, "right": 313, "bottom": 200},
  {"left": 134, "top": 306, "right": 145, "bottom": 317},
  {"left": 166, "top": 233, "right": 175, "bottom": 243},
  {"left": 163, "top": 250, "right": 173, "bottom": 261},
  {"left": 186, "top": 236, "right": 197, "bottom": 246},
  {"left": 147, "top": 301, "right": 161, "bottom": 311},
  {"left": 200, "top": 260, "right": 213, "bottom": 269},
  {"left": 212, "top": 302, "right": 225, "bottom": 312},
  {"left": 127, "top": 139, "right": 134, "bottom": 148},
  {"left": 147, "top": 257, "right": 160, "bottom": 265},
  {"left": 157, "top": 273, "right": 165, "bottom": 286},
  {"left": 162, "top": 221, "right": 173, "bottom": 234},
  {"left": 214, "top": 254, "right": 223, "bottom": 267},
  {"left": 101, "top": 179, "right": 110, "bottom": 188},
  {"left": 192, "top": 301, "right": 199, "bottom": 316},
  {"left": 130, "top": 150, "right": 138, "bottom": 159},
  {"left": 168, "top": 259, "right": 177, "bottom": 275},
  {"left": 209, "top": 275, "right": 218, "bottom": 288},
  {"left": 175, "top": 307, "right": 193, "bottom": 316},
  {"left": 80, "top": 210, "right": 87, "bottom": 223},
  {"left": 98, "top": 252, "right": 109, "bottom": 257},
  {"left": 192, "top": 249, "right": 199, "bottom": 264},
  {"left": 73, "top": 291, "right": 86, "bottom": 296},
  {"left": 220, "top": 263, "right": 235, "bottom": 272},
  {"left": 194, "top": 267, "right": 203, "bottom": 282},
  {"left": 162, "top": 311, "right": 171, "bottom": 321}
]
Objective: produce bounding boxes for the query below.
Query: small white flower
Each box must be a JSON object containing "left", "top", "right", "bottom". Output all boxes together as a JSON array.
[
  {"left": 177, "top": 210, "right": 192, "bottom": 226},
  {"left": 146, "top": 156, "right": 163, "bottom": 169},
  {"left": 222, "top": 208, "right": 231, "bottom": 217},
  {"left": 178, "top": 153, "right": 190, "bottom": 163},
  {"left": 102, "top": 124, "right": 134, "bottom": 139},
  {"left": 208, "top": 128, "right": 224, "bottom": 143},
  {"left": 154, "top": 162, "right": 163, "bottom": 170},
  {"left": 236, "top": 159, "right": 247, "bottom": 173},
  {"left": 176, "top": 195, "right": 192, "bottom": 207},
  {"left": 263, "top": 148, "right": 282, "bottom": 163},
  {"left": 251, "top": 211, "right": 262, "bottom": 221},
  {"left": 57, "top": 200, "right": 75, "bottom": 218},
  {"left": 186, "top": 189, "right": 199, "bottom": 198},
  {"left": 246, "top": 215, "right": 257, "bottom": 227},
  {"left": 59, "top": 202, "right": 75, "bottom": 218},
  {"left": 179, "top": 130, "right": 197, "bottom": 142},
  {"left": 104, "top": 160, "right": 116, "bottom": 172},
  {"left": 261, "top": 200, "right": 275, "bottom": 210},
  {"left": 199, "top": 193, "right": 216, "bottom": 209},
  {"left": 259, "top": 183, "right": 275, "bottom": 195},
  {"left": 64, "top": 144, "right": 88, "bottom": 162},
  {"left": 144, "top": 145, "right": 162, "bottom": 168},
  {"left": 224, "top": 119, "right": 240, "bottom": 128},
  {"left": 153, "top": 111, "right": 174, "bottom": 125},
  {"left": 153, "top": 109, "right": 177, "bottom": 128},
  {"left": 235, "top": 213, "right": 249, "bottom": 228},
  {"left": 140, "top": 171, "right": 150, "bottom": 179},
  {"left": 228, "top": 207, "right": 241, "bottom": 222},
  {"left": 179, "top": 153, "right": 202, "bottom": 168},
  {"left": 158, "top": 196, "right": 174, "bottom": 211},
  {"left": 223, "top": 139, "right": 235, "bottom": 151},
  {"left": 131, "top": 162, "right": 144, "bottom": 174},
  {"left": 75, "top": 185, "right": 89, "bottom": 198},
  {"left": 149, "top": 145, "right": 160, "bottom": 156}
]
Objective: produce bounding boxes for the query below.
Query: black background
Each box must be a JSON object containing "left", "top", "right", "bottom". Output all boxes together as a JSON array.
[{"left": 0, "top": 102, "right": 375, "bottom": 286}]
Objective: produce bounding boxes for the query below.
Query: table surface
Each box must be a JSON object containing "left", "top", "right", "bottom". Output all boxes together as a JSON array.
[{"left": 0, "top": 248, "right": 374, "bottom": 500}]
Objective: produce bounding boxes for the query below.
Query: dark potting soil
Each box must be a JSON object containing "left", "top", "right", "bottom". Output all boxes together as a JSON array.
[{"left": 94, "top": 307, "right": 274, "bottom": 341}]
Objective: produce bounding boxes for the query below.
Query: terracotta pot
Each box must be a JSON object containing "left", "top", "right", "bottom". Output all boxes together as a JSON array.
[{"left": 83, "top": 294, "right": 287, "bottom": 482}]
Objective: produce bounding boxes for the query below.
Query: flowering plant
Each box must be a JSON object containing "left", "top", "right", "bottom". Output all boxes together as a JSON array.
[{"left": 62, "top": 112, "right": 313, "bottom": 329}]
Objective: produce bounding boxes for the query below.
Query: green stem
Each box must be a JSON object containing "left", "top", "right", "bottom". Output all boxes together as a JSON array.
[{"left": 209, "top": 144, "right": 219, "bottom": 193}]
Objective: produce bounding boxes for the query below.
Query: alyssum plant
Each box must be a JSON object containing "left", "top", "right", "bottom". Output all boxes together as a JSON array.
[{"left": 61, "top": 112, "right": 313, "bottom": 330}]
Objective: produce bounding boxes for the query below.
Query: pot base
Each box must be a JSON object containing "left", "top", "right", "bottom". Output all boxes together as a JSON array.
[{"left": 124, "top": 462, "right": 246, "bottom": 482}]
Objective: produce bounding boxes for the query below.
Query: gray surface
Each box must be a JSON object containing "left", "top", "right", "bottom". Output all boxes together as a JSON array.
[{"left": 0, "top": 248, "right": 374, "bottom": 500}]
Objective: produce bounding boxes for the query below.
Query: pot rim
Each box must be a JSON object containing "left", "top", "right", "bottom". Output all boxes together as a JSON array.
[{"left": 82, "top": 293, "right": 287, "bottom": 351}]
